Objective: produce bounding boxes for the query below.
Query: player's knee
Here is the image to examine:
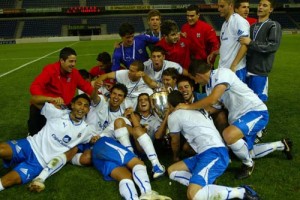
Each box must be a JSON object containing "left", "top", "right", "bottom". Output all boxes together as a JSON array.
[
  {"left": 114, "top": 118, "right": 126, "bottom": 128},
  {"left": 167, "top": 165, "right": 176, "bottom": 177},
  {"left": 80, "top": 150, "right": 92, "bottom": 166},
  {"left": 0, "top": 143, "right": 12, "bottom": 159}
]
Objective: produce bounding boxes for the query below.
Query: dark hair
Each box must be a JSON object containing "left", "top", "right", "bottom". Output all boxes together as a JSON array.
[
  {"left": 162, "top": 67, "right": 179, "bottom": 80},
  {"left": 188, "top": 59, "right": 211, "bottom": 76},
  {"left": 161, "top": 20, "right": 179, "bottom": 36},
  {"left": 234, "top": 0, "right": 250, "bottom": 9},
  {"left": 151, "top": 46, "right": 166, "bottom": 55},
  {"left": 97, "top": 52, "right": 111, "bottom": 64},
  {"left": 59, "top": 47, "right": 76, "bottom": 61},
  {"left": 71, "top": 93, "right": 91, "bottom": 106},
  {"left": 187, "top": 5, "right": 200, "bottom": 15},
  {"left": 78, "top": 69, "right": 91, "bottom": 80},
  {"left": 131, "top": 60, "right": 145, "bottom": 71},
  {"left": 147, "top": 9, "right": 161, "bottom": 21},
  {"left": 177, "top": 75, "right": 195, "bottom": 88},
  {"left": 119, "top": 22, "right": 135, "bottom": 37},
  {"left": 168, "top": 90, "right": 185, "bottom": 108},
  {"left": 111, "top": 83, "right": 128, "bottom": 97}
]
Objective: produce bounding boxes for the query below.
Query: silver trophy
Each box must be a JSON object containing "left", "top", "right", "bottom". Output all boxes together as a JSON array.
[{"left": 150, "top": 86, "right": 172, "bottom": 120}]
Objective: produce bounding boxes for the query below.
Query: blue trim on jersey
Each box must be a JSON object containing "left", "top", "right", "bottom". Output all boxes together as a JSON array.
[{"left": 236, "top": 68, "right": 247, "bottom": 83}]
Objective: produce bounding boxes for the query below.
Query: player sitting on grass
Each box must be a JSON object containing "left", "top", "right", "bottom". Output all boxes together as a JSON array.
[{"left": 0, "top": 94, "right": 99, "bottom": 192}]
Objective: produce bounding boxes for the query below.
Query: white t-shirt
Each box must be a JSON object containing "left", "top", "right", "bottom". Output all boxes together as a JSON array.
[
  {"left": 116, "top": 70, "right": 153, "bottom": 108},
  {"left": 206, "top": 68, "right": 267, "bottom": 124},
  {"left": 140, "top": 114, "right": 162, "bottom": 140},
  {"left": 27, "top": 103, "right": 96, "bottom": 167},
  {"left": 168, "top": 109, "right": 225, "bottom": 154},
  {"left": 86, "top": 95, "right": 125, "bottom": 133},
  {"left": 143, "top": 60, "right": 183, "bottom": 83},
  {"left": 219, "top": 13, "right": 249, "bottom": 70}
]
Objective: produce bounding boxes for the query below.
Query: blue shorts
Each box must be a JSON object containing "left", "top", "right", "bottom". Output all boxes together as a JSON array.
[
  {"left": 77, "top": 143, "right": 93, "bottom": 152},
  {"left": 232, "top": 110, "right": 269, "bottom": 150},
  {"left": 246, "top": 75, "right": 268, "bottom": 102},
  {"left": 3, "top": 139, "right": 43, "bottom": 184},
  {"left": 92, "top": 137, "right": 136, "bottom": 181},
  {"left": 236, "top": 68, "right": 247, "bottom": 83},
  {"left": 183, "top": 147, "right": 229, "bottom": 187}
]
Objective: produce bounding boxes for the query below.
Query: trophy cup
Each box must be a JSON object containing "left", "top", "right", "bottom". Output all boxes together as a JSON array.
[{"left": 150, "top": 87, "right": 171, "bottom": 120}]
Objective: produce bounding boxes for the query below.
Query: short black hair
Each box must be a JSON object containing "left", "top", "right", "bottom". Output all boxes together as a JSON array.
[
  {"left": 71, "top": 93, "right": 91, "bottom": 106},
  {"left": 188, "top": 59, "right": 211, "bottom": 77},
  {"left": 78, "top": 69, "right": 91, "bottom": 80},
  {"left": 187, "top": 5, "right": 200, "bottom": 15},
  {"left": 59, "top": 47, "right": 76, "bottom": 61},
  {"left": 168, "top": 90, "right": 185, "bottom": 108},
  {"left": 111, "top": 83, "right": 128, "bottom": 97},
  {"left": 151, "top": 46, "right": 166, "bottom": 55},
  {"left": 177, "top": 75, "right": 195, "bottom": 88},
  {"left": 119, "top": 22, "right": 135, "bottom": 37},
  {"left": 161, "top": 20, "right": 179, "bottom": 36},
  {"left": 97, "top": 52, "right": 111, "bottom": 64},
  {"left": 234, "top": 0, "right": 250, "bottom": 9},
  {"left": 162, "top": 68, "right": 179, "bottom": 80},
  {"left": 131, "top": 60, "right": 145, "bottom": 71}
]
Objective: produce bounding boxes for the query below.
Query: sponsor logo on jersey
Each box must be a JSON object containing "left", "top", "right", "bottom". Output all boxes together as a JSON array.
[
  {"left": 63, "top": 135, "right": 72, "bottom": 143},
  {"left": 20, "top": 168, "right": 28, "bottom": 175},
  {"left": 51, "top": 134, "right": 72, "bottom": 149}
]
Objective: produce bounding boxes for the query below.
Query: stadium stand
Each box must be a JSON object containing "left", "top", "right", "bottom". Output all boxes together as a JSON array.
[
  {"left": 86, "top": 0, "right": 143, "bottom": 6},
  {"left": 0, "top": 0, "right": 16, "bottom": 8},
  {"left": 271, "top": 12, "right": 298, "bottom": 29},
  {"left": 22, "top": 0, "right": 79, "bottom": 8},
  {"left": 0, "top": 20, "right": 17, "bottom": 39}
]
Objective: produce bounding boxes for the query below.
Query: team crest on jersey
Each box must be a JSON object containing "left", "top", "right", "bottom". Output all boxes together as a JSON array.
[
  {"left": 180, "top": 42, "right": 185, "bottom": 48},
  {"left": 63, "top": 135, "right": 72, "bottom": 143},
  {"left": 138, "top": 49, "right": 143, "bottom": 54},
  {"left": 77, "top": 132, "right": 82, "bottom": 138},
  {"left": 197, "top": 33, "right": 201, "bottom": 38},
  {"left": 237, "top": 29, "right": 244, "bottom": 36}
]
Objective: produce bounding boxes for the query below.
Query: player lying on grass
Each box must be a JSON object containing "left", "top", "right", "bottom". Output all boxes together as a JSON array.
[{"left": 0, "top": 94, "right": 99, "bottom": 192}]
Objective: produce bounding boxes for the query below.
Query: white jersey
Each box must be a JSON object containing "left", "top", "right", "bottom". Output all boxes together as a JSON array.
[
  {"left": 100, "top": 117, "right": 132, "bottom": 138},
  {"left": 27, "top": 103, "right": 96, "bottom": 167},
  {"left": 206, "top": 68, "right": 267, "bottom": 124},
  {"left": 219, "top": 13, "right": 249, "bottom": 70},
  {"left": 116, "top": 69, "right": 153, "bottom": 108},
  {"left": 140, "top": 114, "right": 162, "bottom": 140},
  {"left": 86, "top": 95, "right": 125, "bottom": 133},
  {"left": 143, "top": 60, "right": 183, "bottom": 83},
  {"left": 168, "top": 109, "right": 225, "bottom": 154}
]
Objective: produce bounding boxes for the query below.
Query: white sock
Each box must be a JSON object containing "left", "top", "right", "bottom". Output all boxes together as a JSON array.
[
  {"left": 193, "top": 185, "right": 245, "bottom": 200},
  {"left": 71, "top": 153, "right": 83, "bottom": 166},
  {"left": 0, "top": 179, "right": 4, "bottom": 191},
  {"left": 132, "top": 164, "right": 151, "bottom": 195},
  {"left": 119, "top": 179, "right": 139, "bottom": 200},
  {"left": 169, "top": 171, "right": 192, "bottom": 186},
  {"left": 251, "top": 141, "right": 284, "bottom": 158},
  {"left": 37, "top": 154, "right": 67, "bottom": 182},
  {"left": 137, "top": 134, "right": 161, "bottom": 168},
  {"left": 228, "top": 139, "right": 253, "bottom": 167},
  {"left": 115, "top": 127, "right": 134, "bottom": 152}
]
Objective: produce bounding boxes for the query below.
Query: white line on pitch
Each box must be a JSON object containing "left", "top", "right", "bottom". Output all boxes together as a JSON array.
[{"left": 0, "top": 42, "right": 80, "bottom": 78}]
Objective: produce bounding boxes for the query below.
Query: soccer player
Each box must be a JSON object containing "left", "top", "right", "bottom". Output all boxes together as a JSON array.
[
  {"left": 92, "top": 136, "right": 171, "bottom": 200},
  {"left": 167, "top": 90, "right": 260, "bottom": 200},
  {"left": 143, "top": 9, "right": 162, "bottom": 51},
  {"left": 208, "top": 0, "right": 250, "bottom": 82},
  {"left": 156, "top": 20, "right": 191, "bottom": 70},
  {"left": 89, "top": 51, "right": 112, "bottom": 79},
  {"left": 28, "top": 47, "right": 94, "bottom": 135},
  {"left": 177, "top": 76, "right": 206, "bottom": 104},
  {"left": 176, "top": 60, "right": 292, "bottom": 179},
  {"left": 181, "top": 4, "right": 219, "bottom": 65},
  {"left": 235, "top": 0, "right": 257, "bottom": 25},
  {"left": 96, "top": 60, "right": 153, "bottom": 109},
  {"left": 111, "top": 22, "right": 159, "bottom": 71},
  {"left": 0, "top": 94, "right": 98, "bottom": 191},
  {"left": 239, "top": 0, "right": 282, "bottom": 102}
]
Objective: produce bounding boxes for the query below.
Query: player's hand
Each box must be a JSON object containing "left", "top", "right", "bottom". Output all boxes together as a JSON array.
[
  {"left": 51, "top": 97, "right": 65, "bottom": 106},
  {"left": 90, "top": 135, "right": 100, "bottom": 144},
  {"left": 239, "top": 37, "right": 251, "bottom": 45},
  {"left": 181, "top": 32, "right": 187, "bottom": 38},
  {"left": 93, "top": 79, "right": 103, "bottom": 89},
  {"left": 124, "top": 107, "right": 134, "bottom": 118},
  {"left": 136, "top": 71, "right": 145, "bottom": 77}
]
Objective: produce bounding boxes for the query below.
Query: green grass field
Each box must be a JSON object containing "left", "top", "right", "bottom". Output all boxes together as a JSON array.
[{"left": 0, "top": 35, "right": 299, "bottom": 200}]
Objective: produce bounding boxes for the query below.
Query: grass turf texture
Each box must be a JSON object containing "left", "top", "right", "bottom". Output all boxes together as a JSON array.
[{"left": 0, "top": 35, "right": 299, "bottom": 199}]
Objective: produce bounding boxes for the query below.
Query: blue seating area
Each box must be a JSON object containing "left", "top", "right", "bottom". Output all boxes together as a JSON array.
[
  {"left": 86, "top": 0, "right": 142, "bottom": 6},
  {"left": 0, "top": 0, "right": 15, "bottom": 8},
  {"left": 22, "top": 18, "right": 81, "bottom": 37},
  {"left": 271, "top": 13, "right": 298, "bottom": 29},
  {"left": 88, "top": 16, "right": 144, "bottom": 34},
  {"left": 22, "top": 0, "right": 79, "bottom": 8},
  {"left": 0, "top": 20, "right": 17, "bottom": 39}
]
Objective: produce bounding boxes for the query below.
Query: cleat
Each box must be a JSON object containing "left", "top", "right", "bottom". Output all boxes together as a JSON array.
[
  {"left": 28, "top": 178, "right": 45, "bottom": 192},
  {"left": 152, "top": 164, "right": 165, "bottom": 179},
  {"left": 236, "top": 162, "right": 255, "bottom": 180},
  {"left": 139, "top": 190, "right": 172, "bottom": 200},
  {"left": 282, "top": 138, "right": 293, "bottom": 160},
  {"left": 241, "top": 185, "right": 260, "bottom": 200}
]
